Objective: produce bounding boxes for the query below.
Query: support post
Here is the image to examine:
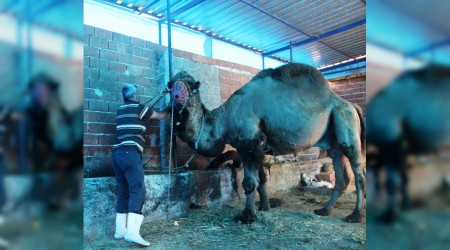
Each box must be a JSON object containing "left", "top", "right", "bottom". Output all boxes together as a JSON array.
[
  {"left": 166, "top": 0, "right": 177, "bottom": 169},
  {"left": 289, "top": 42, "right": 293, "bottom": 62},
  {"left": 158, "top": 21, "right": 162, "bottom": 45}
]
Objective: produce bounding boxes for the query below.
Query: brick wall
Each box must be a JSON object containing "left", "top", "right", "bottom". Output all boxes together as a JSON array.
[
  {"left": 83, "top": 25, "right": 165, "bottom": 177},
  {"left": 329, "top": 74, "right": 367, "bottom": 117},
  {"left": 83, "top": 25, "right": 366, "bottom": 177}
]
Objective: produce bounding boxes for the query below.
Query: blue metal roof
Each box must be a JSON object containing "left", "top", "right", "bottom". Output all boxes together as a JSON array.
[
  {"left": 102, "top": 0, "right": 366, "bottom": 71},
  {"left": 0, "top": 0, "right": 83, "bottom": 39},
  {"left": 367, "top": 1, "right": 450, "bottom": 65}
]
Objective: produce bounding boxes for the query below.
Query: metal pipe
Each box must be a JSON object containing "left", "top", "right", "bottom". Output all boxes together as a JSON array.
[
  {"left": 158, "top": 21, "right": 162, "bottom": 45},
  {"left": 166, "top": 0, "right": 177, "bottom": 169},
  {"left": 262, "top": 55, "right": 265, "bottom": 69},
  {"left": 289, "top": 42, "right": 293, "bottom": 62}
]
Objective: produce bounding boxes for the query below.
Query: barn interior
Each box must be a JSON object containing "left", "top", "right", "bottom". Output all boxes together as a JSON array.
[{"left": 82, "top": 0, "right": 367, "bottom": 249}]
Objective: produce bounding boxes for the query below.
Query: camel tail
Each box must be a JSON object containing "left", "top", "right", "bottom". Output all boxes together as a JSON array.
[{"left": 353, "top": 103, "right": 366, "bottom": 157}]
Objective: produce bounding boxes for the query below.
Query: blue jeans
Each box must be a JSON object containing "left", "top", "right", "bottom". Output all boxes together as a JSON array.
[{"left": 111, "top": 146, "right": 145, "bottom": 214}]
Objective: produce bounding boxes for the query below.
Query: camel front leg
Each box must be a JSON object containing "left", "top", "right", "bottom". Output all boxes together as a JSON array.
[
  {"left": 234, "top": 163, "right": 259, "bottom": 224},
  {"left": 234, "top": 132, "right": 267, "bottom": 224}
]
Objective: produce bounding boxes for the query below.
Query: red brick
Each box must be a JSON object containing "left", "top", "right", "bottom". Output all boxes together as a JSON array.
[
  {"left": 84, "top": 111, "right": 98, "bottom": 123},
  {"left": 84, "top": 134, "right": 98, "bottom": 145},
  {"left": 315, "top": 172, "right": 335, "bottom": 183},
  {"left": 98, "top": 134, "right": 115, "bottom": 145}
]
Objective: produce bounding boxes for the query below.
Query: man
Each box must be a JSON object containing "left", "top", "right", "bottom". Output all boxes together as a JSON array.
[
  {"left": 27, "top": 73, "right": 83, "bottom": 209},
  {"left": 112, "top": 84, "right": 169, "bottom": 246}
]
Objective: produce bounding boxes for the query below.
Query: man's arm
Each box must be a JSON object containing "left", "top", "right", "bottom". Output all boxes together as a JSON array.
[
  {"left": 144, "top": 88, "right": 170, "bottom": 110},
  {"left": 149, "top": 102, "right": 171, "bottom": 120},
  {"left": 150, "top": 110, "right": 168, "bottom": 120}
]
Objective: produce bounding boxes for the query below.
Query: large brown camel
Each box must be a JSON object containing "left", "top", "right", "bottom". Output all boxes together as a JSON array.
[{"left": 169, "top": 63, "right": 366, "bottom": 223}]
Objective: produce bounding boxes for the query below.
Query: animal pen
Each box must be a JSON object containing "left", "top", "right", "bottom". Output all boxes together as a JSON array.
[{"left": 83, "top": 0, "right": 366, "bottom": 249}]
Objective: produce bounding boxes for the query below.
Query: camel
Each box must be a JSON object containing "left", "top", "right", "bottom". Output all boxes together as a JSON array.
[
  {"left": 367, "top": 64, "right": 450, "bottom": 223},
  {"left": 169, "top": 63, "right": 366, "bottom": 223}
]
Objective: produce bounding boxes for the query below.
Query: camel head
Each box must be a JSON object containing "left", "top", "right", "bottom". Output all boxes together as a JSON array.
[{"left": 168, "top": 71, "right": 201, "bottom": 108}]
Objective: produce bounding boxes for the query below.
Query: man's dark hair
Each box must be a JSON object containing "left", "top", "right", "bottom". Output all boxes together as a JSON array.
[{"left": 28, "top": 73, "right": 59, "bottom": 91}]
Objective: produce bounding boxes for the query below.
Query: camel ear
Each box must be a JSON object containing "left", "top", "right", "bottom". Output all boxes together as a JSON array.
[
  {"left": 167, "top": 81, "right": 174, "bottom": 89},
  {"left": 193, "top": 81, "right": 201, "bottom": 90}
]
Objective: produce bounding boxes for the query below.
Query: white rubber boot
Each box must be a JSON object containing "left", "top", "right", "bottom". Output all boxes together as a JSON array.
[
  {"left": 114, "top": 213, "right": 127, "bottom": 239},
  {"left": 124, "top": 213, "right": 150, "bottom": 246}
]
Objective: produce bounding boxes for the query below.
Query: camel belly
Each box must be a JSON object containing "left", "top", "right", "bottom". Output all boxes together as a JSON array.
[
  {"left": 224, "top": 77, "right": 333, "bottom": 153},
  {"left": 261, "top": 110, "right": 331, "bottom": 154}
]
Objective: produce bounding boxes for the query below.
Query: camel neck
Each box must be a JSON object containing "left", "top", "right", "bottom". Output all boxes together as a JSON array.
[{"left": 183, "top": 98, "right": 226, "bottom": 157}]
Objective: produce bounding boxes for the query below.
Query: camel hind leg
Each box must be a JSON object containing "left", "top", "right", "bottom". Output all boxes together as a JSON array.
[
  {"left": 314, "top": 143, "right": 351, "bottom": 216},
  {"left": 333, "top": 102, "right": 366, "bottom": 222}
]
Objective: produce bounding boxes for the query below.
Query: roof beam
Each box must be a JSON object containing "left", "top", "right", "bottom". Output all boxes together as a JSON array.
[
  {"left": 159, "top": 0, "right": 206, "bottom": 21},
  {"left": 322, "top": 65, "right": 365, "bottom": 76},
  {"left": 239, "top": 0, "right": 354, "bottom": 58},
  {"left": 406, "top": 39, "right": 450, "bottom": 58},
  {"left": 320, "top": 57, "right": 366, "bottom": 72},
  {"left": 264, "top": 19, "right": 366, "bottom": 57}
]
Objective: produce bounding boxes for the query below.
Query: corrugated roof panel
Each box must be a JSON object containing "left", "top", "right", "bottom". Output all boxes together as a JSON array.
[
  {"left": 102, "top": 0, "right": 366, "bottom": 70},
  {"left": 0, "top": 0, "right": 83, "bottom": 38}
]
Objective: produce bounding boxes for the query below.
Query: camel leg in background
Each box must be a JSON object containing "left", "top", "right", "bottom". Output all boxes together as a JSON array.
[
  {"left": 376, "top": 142, "right": 404, "bottom": 223},
  {"left": 257, "top": 165, "right": 270, "bottom": 211},
  {"left": 314, "top": 143, "right": 348, "bottom": 216}
]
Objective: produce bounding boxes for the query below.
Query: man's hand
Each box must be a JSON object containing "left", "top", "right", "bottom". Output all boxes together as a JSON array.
[{"left": 150, "top": 104, "right": 172, "bottom": 120}]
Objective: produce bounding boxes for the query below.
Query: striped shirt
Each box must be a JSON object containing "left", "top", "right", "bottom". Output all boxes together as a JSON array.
[{"left": 114, "top": 101, "right": 153, "bottom": 152}]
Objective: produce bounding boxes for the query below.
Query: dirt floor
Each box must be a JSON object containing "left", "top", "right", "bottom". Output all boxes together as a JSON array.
[
  {"left": 85, "top": 188, "right": 366, "bottom": 250},
  {"left": 0, "top": 204, "right": 83, "bottom": 250},
  {"left": 366, "top": 156, "right": 450, "bottom": 250}
]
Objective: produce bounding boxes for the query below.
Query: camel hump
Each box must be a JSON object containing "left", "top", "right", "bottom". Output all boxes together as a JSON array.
[{"left": 251, "top": 63, "right": 330, "bottom": 89}]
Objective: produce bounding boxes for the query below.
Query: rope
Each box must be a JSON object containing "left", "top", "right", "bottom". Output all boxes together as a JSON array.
[
  {"left": 171, "top": 113, "right": 204, "bottom": 171},
  {"left": 166, "top": 98, "right": 175, "bottom": 221}
]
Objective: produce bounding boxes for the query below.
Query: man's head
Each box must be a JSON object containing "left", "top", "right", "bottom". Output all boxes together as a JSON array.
[
  {"left": 28, "top": 73, "right": 59, "bottom": 108},
  {"left": 122, "top": 84, "right": 140, "bottom": 103}
]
